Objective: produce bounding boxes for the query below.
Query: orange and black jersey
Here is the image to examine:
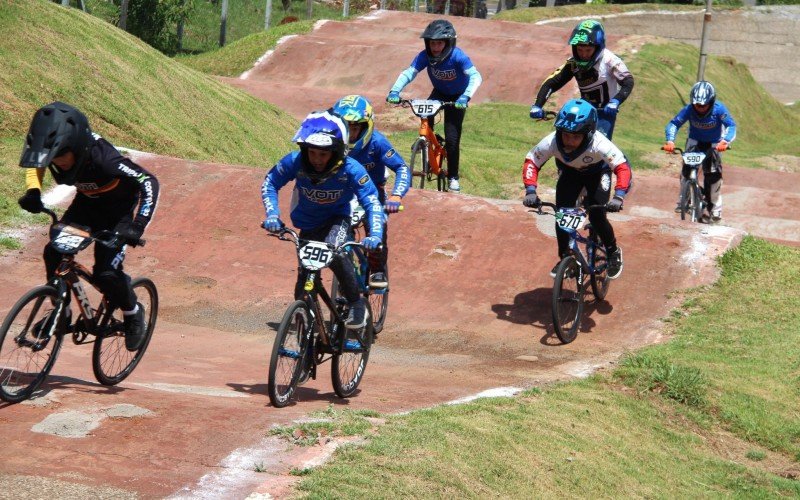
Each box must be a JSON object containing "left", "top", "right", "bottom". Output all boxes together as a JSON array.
[
  {"left": 25, "top": 136, "right": 159, "bottom": 228},
  {"left": 533, "top": 49, "right": 634, "bottom": 109}
]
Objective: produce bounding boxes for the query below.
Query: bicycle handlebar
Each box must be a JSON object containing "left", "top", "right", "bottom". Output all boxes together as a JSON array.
[
  {"left": 264, "top": 224, "right": 375, "bottom": 252},
  {"left": 535, "top": 201, "right": 608, "bottom": 215},
  {"left": 535, "top": 111, "right": 558, "bottom": 122},
  {"left": 42, "top": 208, "right": 145, "bottom": 248},
  {"left": 397, "top": 99, "right": 457, "bottom": 107},
  {"left": 661, "top": 144, "right": 732, "bottom": 155}
]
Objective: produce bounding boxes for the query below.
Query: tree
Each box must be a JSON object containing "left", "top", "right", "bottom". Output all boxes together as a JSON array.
[{"left": 123, "top": 0, "right": 195, "bottom": 54}]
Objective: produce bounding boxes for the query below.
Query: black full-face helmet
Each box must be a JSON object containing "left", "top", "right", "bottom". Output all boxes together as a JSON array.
[
  {"left": 19, "top": 101, "right": 94, "bottom": 185},
  {"left": 421, "top": 19, "right": 457, "bottom": 66}
]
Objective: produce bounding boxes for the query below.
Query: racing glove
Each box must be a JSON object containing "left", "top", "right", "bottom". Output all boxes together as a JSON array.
[
  {"left": 18, "top": 188, "right": 44, "bottom": 214},
  {"left": 716, "top": 140, "right": 729, "bottom": 152},
  {"left": 606, "top": 195, "right": 624, "bottom": 213},
  {"left": 522, "top": 187, "right": 541, "bottom": 208},
  {"left": 114, "top": 220, "right": 146, "bottom": 245},
  {"left": 663, "top": 141, "right": 675, "bottom": 153},
  {"left": 385, "top": 195, "right": 403, "bottom": 214},
  {"left": 386, "top": 91, "right": 401, "bottom": 104},
  {"left": 262, "top": 216, "right": 283, "bottom": 233},
  {"left": 529, "top": 105, "right": 544, "bottom": 120},
  {"left": 362, "top": 235, "right": 382, "bottom": 251},
  {"left": 603, "top": 99, "right": 620, "bottom": 116},
  {"left": 455, "top": 95, "right": 470, "bottom": 109}
]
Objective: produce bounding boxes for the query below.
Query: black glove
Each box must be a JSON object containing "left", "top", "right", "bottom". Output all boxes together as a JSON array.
[
  {"left": 18, "top": 188, "right": 44, "bottom": 214},
  {"left": 523, "top": 191, "right": 541, "bottom": 208},
  {"left": 606, "top": 195, "right": 624, "bottom": 213},
  {"left": 114, "top": 220, "right": 146, "bottom": 245}
]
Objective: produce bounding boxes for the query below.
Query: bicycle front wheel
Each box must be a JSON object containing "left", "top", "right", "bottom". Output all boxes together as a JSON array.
[
  {"left": 410, "top": 138, "right": 429, "bottom": 189},
  {"left": 92, "top": 277, "right": 158, "bottom": 385},
  {"left": 589, "top": 234, "right": 611, "bottom": 301},
  {"left": 0, "top": 285, "right": 65, "bottom": 403},
  {"left": 552, "top": 257, "right": 584, "bottom": 344},
  {"left": 332, "top": 306, "right": 373, "bottom": 399},
  {"left": 268, "top": 300, "right": 312, "bottom": 408}
]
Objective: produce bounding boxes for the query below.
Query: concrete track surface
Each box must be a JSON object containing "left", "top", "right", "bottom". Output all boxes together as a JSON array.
[{"left": 2, "top": 9, "right": 799, "bottom": 499}]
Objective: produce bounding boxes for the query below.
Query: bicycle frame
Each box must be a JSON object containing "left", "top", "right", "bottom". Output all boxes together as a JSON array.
[
  {"left": 400, "top": 99, "right": 454, "bottom": 178},
  {"left": 539, "top": 202, "right": 607, "bottom": 277},
  {"left": 271, "top": 228, "right": 368, "bottom": 354},
  {"left": 33, "top": 209, "right": 128, "bottom": 344}
]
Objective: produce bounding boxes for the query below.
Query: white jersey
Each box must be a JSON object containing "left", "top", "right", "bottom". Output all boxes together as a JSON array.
[
  {"left": 526, "top": 131, "right": 626, "bottom": 172},
  {"left": 575, "top": 49, "right": 632, "bottom": 108}
]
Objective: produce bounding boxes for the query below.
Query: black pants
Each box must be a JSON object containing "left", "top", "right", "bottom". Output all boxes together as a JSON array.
[
  {"left": 44, "top": 198, "right": 137, "bottom": 311},
  {"left": 428, "top": 89, "right": 466, "bottom": 180},
  {"left": 296, "top": 216, "right": 359, "bottom": 303},
  {"left": 555, "top": 168, "right": 617, "bottom": 259}
]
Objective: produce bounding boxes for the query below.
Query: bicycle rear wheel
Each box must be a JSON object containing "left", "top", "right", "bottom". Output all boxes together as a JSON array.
[
  {"left": 331, "top": 305, "right": 373, "bottom": 398},
  {"left": 589, "top": 234, "right": 611, "bottom": 301},
  {"left": 369, "top": 265, "right": 389, "bottom": 334},
  {"left": 690, "top": 182, "right": 704, "bottom": 223},
  {"left": 0, "top": 285, "right": 65, "bottom": 402},
  {"left": 268, "top": 300, "right": 311, "bottom": 408},
  {"left": 438, "top": 151, "right": 449, "bottom": 192},
  {"left": 552, "top": 257, "right": 584, "bottom": 344},
  {"left": 92, "top": 278, "right": 158, "bottom": 385},
  {"left": 410, "top": 138, "right": 429, "bottom": 189},
  {"left": 679, "top": 179, "right": 692, "bottom": 221}
]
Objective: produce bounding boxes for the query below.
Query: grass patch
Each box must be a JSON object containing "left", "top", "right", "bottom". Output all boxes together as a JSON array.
[
  {"left": 295, "top": 237, "right": 800, "bottom": 496},
  {"left": 176, "top": 20, "right": 315, "bottom": 77},
  {"left": 269, "top": 405, "right": 379, "bottom": 446}
]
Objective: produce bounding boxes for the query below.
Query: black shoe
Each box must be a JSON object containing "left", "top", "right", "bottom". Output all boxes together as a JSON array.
[
  {"left": 549, "top": 262, "right": 559, "bottom": 279},
  {"left": 124, "top": 304, "right": 146, "bottom": 352},
  {"left": 369, "top": 272, "right": 388, "bottom": 289},
  {"left": 607, "top": 248, "right": 623, "bottom": 280},
  {"left": 345, "top": 299, "right": 367, "bottom": 330}
]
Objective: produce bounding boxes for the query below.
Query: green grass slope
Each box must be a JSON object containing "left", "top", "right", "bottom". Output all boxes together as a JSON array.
[
  {"left": 0, "top": 0, "right": 298, "bottom": 228},
  {"left": 495, "top": 2, "right": 707, "bottom": 23},
  {"left": 176, "top": 20, "right": 316, "bottom": 77}
]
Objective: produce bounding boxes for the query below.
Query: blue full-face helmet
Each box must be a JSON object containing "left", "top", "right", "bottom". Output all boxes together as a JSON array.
[
  {"left": 293, "top": 111, "right": 349, "bottom": 184},
  {"left": 554, "top": 98, "right": 597, "bottom": 160}
]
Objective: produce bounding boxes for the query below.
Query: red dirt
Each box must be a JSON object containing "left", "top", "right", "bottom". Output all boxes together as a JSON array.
[{"left": 1, "top": 10, "right": 797, "bottom": 499}]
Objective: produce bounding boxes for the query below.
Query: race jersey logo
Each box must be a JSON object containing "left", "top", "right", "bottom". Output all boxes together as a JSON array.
[
  {"left": 601, "top": 172, "right": 611, "bottom": 192},
  {"left": 430, "top": 67, "right": 457, "bottom": 81},
  {"left": 301, "top": 187, "right": 343, "bottom": 204},
  {"left": 362, "top": 161, "right": 376, "bottom": 171},
  {"left": 385, "top": 149, "right": 396, "bottom": 158},
  {"left": 358, "top": 174, "right": 370, "bottom": 185}
]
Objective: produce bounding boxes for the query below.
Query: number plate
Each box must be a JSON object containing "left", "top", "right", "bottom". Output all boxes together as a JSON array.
[
  {"left": 682, "top": 152, "right": 706, "bottom": 166},
  {"left": 350, "top": 203, "right": 365, "bottom": 226},
  {"left": 50, "top": 224, "right": 92, "bottom": 254},
  {"left": 299, "top": 241, "right": 333, "bottom": 270},
  {"left": 555, "top": 209, "right": 587, "bottom": 234},
  {"left": 410, "top": 99, "right": 442, "bottom": 118}
]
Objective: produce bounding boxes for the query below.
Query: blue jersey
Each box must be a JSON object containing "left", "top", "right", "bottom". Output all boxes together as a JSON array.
[
  {"left": 262, "top": 152, "right": 384, "bottom": 239},
  {"left": 411, "top": 47, "right": 477, "bottom": 96},
  {"left": 666, "top": 102, "right": 737, "bottom": 144},
  {"left": 348, "top": 130, "right": 411, "bottom": 200}
]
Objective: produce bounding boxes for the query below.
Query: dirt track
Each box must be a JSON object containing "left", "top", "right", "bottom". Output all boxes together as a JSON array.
[{"left": 1, "top": 10, "right": 799, "bottom": 499}]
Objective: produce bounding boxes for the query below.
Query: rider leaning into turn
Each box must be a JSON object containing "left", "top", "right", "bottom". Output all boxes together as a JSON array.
[
  {"left": 330, "top": 95, "right": 411, "bottom": 290},
  {"left": 664, "top": 80, "right": 736, "bottom": 223},
  {"left": 18, "top": 101, "right": 160, "bottom": 352},
  {"left": 522, "top": 99, "right": 631, "bottom": 280},
  {"left": 386, "top": 18, "right": 483, "bottom": 193},
  {"left": 261, "top": 111, "right": 384, "bottom": 331},
  {"left": 529, "top": 19, "right": 634, "bottom": 140}
]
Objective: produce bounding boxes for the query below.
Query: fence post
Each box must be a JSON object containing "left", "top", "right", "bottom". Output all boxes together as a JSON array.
[
  {"left": 119, "top": 0, "right": 129, "bottom": 30},
  {"left": 265, "top": 0, "right": 273, "bottom": 28},
  {"left": 343, "top": 0, "right": 350, "bottom": 17},
  {"left": 696, "top": 0, "right": 712, "bottom": 81},
  {"left": 306, "top": 0, "right": 313, "bottom": 19},
  {"left": 220, "top": 0, "right": 229, "bottom": 47}
]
